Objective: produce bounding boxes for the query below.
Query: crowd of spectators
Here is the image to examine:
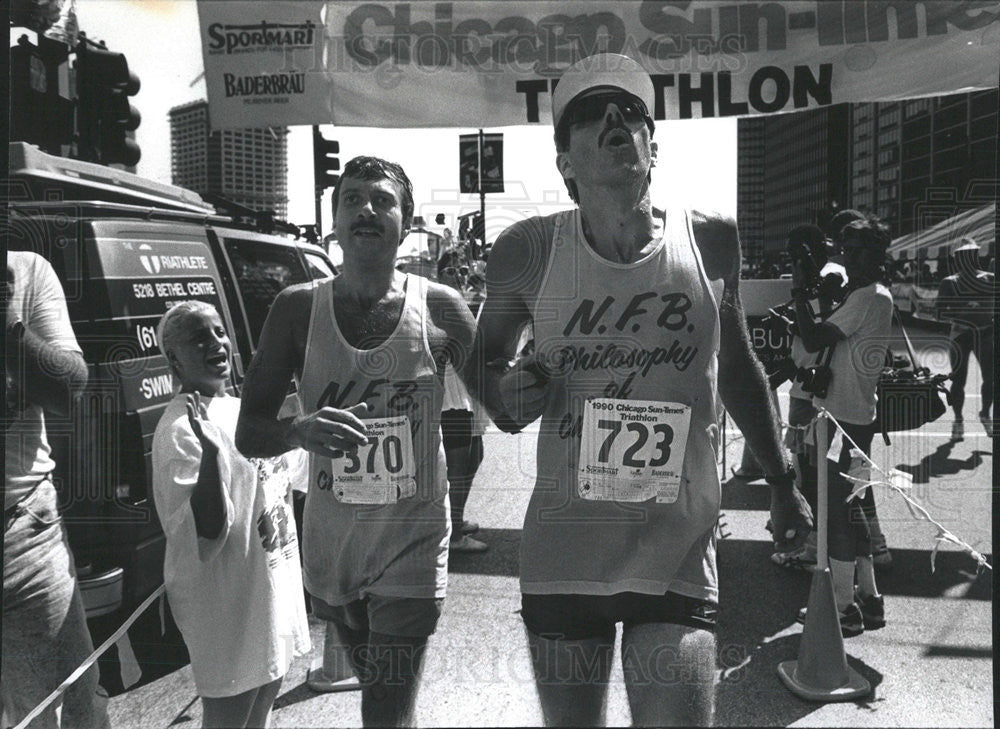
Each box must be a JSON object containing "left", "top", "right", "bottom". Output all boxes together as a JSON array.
[{"left": 741, "top": 252, "right": 994, "bottom": 286}]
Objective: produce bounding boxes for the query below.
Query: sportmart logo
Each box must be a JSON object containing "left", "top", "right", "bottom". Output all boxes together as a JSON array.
[{"left": 207, "top": 20, "right": 317, "bottom": 55}]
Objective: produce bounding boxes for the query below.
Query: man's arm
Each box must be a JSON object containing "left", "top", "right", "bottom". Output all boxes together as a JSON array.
[
  {"left": 692, "top": 211, "right": 812, "bottom": 549},
  {"left": 464, "top": 218, "right": 550, "bottom": 433},
  {"left": 5, "top": 261, "right": 88, "bottom": 417},
  {"left": 5, "top": 322, "right": 88, "bottom": 417},
  {"left": 426, "top": 281, "right": 477, "bottom": 381},
  {"left": 235, "top": 283, "right": 369, "bottom": 459}
]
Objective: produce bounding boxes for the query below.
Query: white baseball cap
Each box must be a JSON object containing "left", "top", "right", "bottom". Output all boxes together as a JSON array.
[
  {"left": 954, "top": 236, "right": 980, "bottom": 254},
  {"left": 551, "top": 53, "right": 655, "bottom": 128}
]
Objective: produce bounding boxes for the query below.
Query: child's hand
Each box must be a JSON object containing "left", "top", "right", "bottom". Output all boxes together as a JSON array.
[{"left": 186, "top": 392, "right": 222, "bottom": 455}]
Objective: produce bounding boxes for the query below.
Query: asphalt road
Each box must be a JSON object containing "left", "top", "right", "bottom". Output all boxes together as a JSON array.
[{"left": 105, "top": 320, "right": 994, "bottom": 727}]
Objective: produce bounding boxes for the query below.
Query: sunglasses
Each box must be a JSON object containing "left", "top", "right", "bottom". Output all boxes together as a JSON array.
[
  {"left": 443, "top": 266, "right": 469, "bottom": 277},
  {"left": 562, "top": 92, "right": 650, "bottom": 128}
]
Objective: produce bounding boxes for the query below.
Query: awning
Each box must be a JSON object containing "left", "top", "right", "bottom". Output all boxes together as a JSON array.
[{"left": 888, "top": 203, "right": 996, "bottom": 259}]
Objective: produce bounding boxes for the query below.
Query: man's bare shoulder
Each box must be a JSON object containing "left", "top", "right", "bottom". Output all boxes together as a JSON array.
[
  {"left": 425, "top": 279, "right": 469, "bottom": 318},
  {"left": 689, "top": 208, "right": 737, "bottom": 237},
  {"left": 488, "top": 214, "right": 560, "bottom": 296},
  {"left": 688, "top": 208, "right": 739, "bottom": 284},
  {"left": 272, "top": 280, "right": 316, "bottom": 316}
]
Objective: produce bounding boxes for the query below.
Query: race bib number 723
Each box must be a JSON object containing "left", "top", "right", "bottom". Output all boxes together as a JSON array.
[{"left": 578, "top": 398, "right": 691, "bottom": 503}]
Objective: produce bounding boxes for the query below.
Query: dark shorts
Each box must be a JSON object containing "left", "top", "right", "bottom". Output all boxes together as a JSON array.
[
  {"left": 521, "top": 591, "right": 718, "bottom": 641},
  {"left": 311, "top": 594, "right": 444, "bottom": 638},
  {"left": 441, "top": 409, "right": 475, "bottom": 450}
]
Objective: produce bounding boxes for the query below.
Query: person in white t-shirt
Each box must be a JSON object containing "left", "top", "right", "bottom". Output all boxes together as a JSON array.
[
  {"left": 787, "top": 219, "right": 893, "bottom": 638},
  {"left": 152, "top": 301, "right": 310, "bottom": 728}
]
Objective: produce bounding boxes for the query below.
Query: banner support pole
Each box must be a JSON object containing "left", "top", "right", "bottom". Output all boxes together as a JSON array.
[
  {"left": 313, "top": 125, "right": 323, "bottom": 240},
  {"left": 476, "top": 128, "right": 485, "bottom": 261}
]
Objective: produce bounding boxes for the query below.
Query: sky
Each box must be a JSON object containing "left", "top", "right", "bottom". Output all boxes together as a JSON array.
[{"left": 70, "top": 0, "right": 737, "bottom": 242}]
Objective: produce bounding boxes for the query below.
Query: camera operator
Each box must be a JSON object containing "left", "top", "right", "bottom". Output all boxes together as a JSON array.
[
  {"left": 781, "top": 218, "right": 893, "bottom": 637},
  {"left": 740, "top": 225, "right": 839, "bottom": 483}
]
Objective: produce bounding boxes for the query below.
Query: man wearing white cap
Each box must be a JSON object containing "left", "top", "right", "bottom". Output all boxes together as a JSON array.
[
  {"left": 936, "top": 236, "right": 995, "bottom": 438},
  {"left": 469, "top": 53, "right": 812, "bottom": 726}
]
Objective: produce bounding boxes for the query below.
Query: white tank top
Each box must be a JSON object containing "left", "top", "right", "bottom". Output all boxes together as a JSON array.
[
  {"left": 522, "top": 208, "right": 721, "bottom": 600},
  {"left": 296, "top": 274, "right": 449, "bottom": 604}
]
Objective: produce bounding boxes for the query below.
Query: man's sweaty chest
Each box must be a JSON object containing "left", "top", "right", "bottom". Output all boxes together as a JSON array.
[{"left": 333, "top": 292, "right": 405, "bottom": 349}]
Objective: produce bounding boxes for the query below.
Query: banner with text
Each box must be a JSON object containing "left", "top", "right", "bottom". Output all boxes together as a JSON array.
[{"left": 197, "top": 0, "right": 1000, "bottom": 130}]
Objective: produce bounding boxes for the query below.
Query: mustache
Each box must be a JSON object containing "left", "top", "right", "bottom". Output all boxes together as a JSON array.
[{"left": 598, "top": 122, "right": 631, "bottom": 147}]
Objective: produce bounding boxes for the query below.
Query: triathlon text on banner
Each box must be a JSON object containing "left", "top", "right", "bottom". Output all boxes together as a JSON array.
[{"left": 196, "top": 1, "right": 1000, "bottom": 130}]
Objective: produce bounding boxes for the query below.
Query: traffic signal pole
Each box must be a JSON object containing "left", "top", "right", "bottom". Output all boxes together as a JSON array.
[
  {"left": 313, "top": 125, "right": 340, "bottom": 239},
  {"left": 314, "top": 126, "right": 323, "bottom": 238},
  {"left": 476, "top": 128, "right": 485, "bottom": 261}
]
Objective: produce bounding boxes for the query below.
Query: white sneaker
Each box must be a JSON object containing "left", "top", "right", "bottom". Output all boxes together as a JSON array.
[
  {"left": 951, "top": 421, "right": 964, "bottom": 441},
  {"left": 450, "top": 534, "right": 489, "bottom": 553}
]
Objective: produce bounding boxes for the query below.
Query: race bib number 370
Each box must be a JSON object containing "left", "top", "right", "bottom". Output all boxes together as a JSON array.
[
  {"left": 328, "top": 416, "right": 417, "bottom": 504},
  {"left": 578, "top": 398, "right": 691, "bottom": 503}
]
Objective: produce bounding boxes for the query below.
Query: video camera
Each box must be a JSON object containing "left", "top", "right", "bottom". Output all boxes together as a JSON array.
[
  {"left": 794, "top": 363, "right": 833, "bottom": 399},
  {"left": 784, "top": 224, "right": 834, "bottom": 299},
  {"left": 787, "top": 242, "right": 823, "bottom": 298}
]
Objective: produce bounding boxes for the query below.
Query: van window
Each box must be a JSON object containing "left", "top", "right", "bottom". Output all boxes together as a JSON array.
[
  {"left": 223, "top": 238, "right": 311, "bottom": 348},
  {"left": 304, "top": 251, "right": 335, "bottom": 280}
]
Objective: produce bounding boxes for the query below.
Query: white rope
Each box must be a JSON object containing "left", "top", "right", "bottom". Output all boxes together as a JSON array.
[
  {"left": 813, "top": 408, "right": 991, "bottom": 574},
  {"left": 12, "top": 585, "right": 167, "bottom": 729}
]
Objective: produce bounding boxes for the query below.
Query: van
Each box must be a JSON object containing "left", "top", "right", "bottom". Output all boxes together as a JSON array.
[{"left": 7, "top": 143, "right": 335, "bottom": 692}]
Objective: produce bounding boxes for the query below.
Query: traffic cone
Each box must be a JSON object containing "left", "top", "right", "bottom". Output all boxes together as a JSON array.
[
  {"left": 778, "top": 411, "right": 870, "bottom": 701},
  {"left": 777, "top": 567, "right": 869, "bottom": 700}
]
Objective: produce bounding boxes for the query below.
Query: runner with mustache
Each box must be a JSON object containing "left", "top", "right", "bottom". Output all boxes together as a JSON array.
[
  {"left": 468, "top": 53, "right": 812, "bottom": 726},
  {"left": 236, "top": 156, "right": 477, "bottom": 727}
]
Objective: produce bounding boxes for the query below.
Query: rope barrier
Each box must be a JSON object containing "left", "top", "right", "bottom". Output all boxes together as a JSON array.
[
  {"left": 11, "top": 585, "right": 166, "bottom": 729},
  {"left": 814, "top": 408, "right": 991, "bottom": 574}
]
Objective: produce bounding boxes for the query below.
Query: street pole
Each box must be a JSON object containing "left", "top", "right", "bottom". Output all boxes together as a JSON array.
[
  {"left": 313, "top": 124, "right": 323, "bottom": 239},
  {"left": 476, "top": 128, "right": 485, "bottom": 261}
]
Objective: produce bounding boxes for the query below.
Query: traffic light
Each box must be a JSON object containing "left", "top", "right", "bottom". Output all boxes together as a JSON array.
[
  {"left": 10, "top": 34, "right": 73, "bottom": 153},
  {"left": 76, "top": 39, "right": 141, "bottom": 166},
  {"left": 313, "top": 127, "right": 340, "bottom": 191}
]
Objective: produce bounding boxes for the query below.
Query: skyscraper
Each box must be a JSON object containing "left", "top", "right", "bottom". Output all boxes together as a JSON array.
[
  {"left": 737, "top": 106, "right": 849, "bottom": 260},
  {"left": 738, "top": 90, "right": 997, "bottom": 261},
  {"left": 169, "top": 100, "right": 289, "bottom": 219},
  {"left": 851, "top": 89, "right": 997, "bottom": 237}
]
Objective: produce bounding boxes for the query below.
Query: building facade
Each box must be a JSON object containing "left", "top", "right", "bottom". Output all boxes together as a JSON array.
[
  {"left": 169, "top": 100, "right": 288, "bottom": 219},
  {"left": 850, "top": 89, "right": 997, "bottom": 238},
  {"left": 737, "top": 106, "right": 848, "bottom": 261},
  {"left": 738, "top": 89, "right": 997, "bottom": 259}
]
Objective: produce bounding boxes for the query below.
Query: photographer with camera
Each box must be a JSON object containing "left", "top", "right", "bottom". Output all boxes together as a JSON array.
[
  {"left": 737, "top": 224, "right": 844, "bottom": 480},
  {"left": 779, "top": 218, "right": 894, "bottom": 637}
]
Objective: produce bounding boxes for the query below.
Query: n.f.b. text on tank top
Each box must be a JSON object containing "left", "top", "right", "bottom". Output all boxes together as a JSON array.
[
  {"left": 522, "top": 208, "right": 722, "bottom": 601},
  {"left": 295, "top": 274, "right": 449, "bottom": 604}
]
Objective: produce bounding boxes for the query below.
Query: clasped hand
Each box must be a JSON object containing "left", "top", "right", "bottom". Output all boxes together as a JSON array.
[
  {"left": 768, "top": 482, "right": 814, "bottom": 553},
  {"left": 290, "top": 402, "right": 371, "bottom": 458},
  {"left": 499, "top": 356, "right": 548, "bottom": 429}
]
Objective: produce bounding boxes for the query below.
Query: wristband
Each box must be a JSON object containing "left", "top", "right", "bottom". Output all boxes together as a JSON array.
[{"left": 6, "top": 319, "right": 25, "bottom": 343}]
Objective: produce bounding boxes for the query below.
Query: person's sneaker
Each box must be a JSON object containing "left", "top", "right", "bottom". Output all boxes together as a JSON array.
[
  {"left": 854, "top": 592, "right": 885, "bottom": 630},
  {"left": 951, "top": 420, "right": 964, "bottom": 441},
  {"left": 450, "top": 534, "right": 488, "bottom": 553},
  {"left": 796, "top": 602, "right": 865, "bottom": 638},
  {"left": 460, "top": 520, "right": 480, "bottom": 535},
  {"left": 771, "top": 531, "right": 817, "bottom": 570},
  {"left": 979, "top": 412, "right": 995, "bottom": 438}
]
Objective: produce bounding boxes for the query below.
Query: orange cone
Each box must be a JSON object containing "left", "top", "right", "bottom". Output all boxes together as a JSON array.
[{"left": 777, "top": 567, "right": 870, "bottom": 701}]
